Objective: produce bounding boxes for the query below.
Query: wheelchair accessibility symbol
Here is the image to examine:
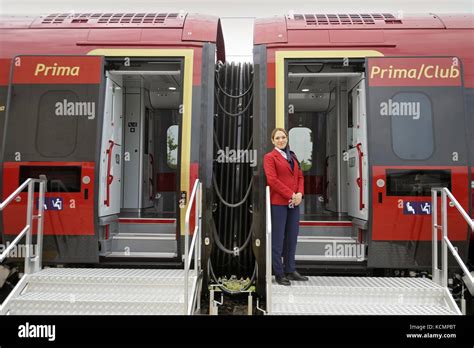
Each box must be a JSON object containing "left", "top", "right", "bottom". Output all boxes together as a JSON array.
[
  {"left": 403, "top": 201, "right": 431, "bottom": 215},
  {"left": 37, "top": 197, "right": 64, "bottom": 211}
]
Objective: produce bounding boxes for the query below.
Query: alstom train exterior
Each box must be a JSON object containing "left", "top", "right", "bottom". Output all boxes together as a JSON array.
[
  {"left": 251, "top": 12, "right": 474, "bottom": 291},
  {"left": 0, "top": 12, "right": 473, "bottom": 298},
  {"left": 0, "top": 13, "right": 223, "bottom": 266}
]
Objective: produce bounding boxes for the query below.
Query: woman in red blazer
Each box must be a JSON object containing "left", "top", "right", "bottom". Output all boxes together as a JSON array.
[{"left": 263, "top": 128, "right": 308, "bottom": 286}]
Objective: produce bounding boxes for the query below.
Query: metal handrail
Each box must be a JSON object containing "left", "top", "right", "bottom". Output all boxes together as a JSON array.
[
  {"left": 431, "top": 187, "right": 474, "bottom": 295},
  {"left": 265, "top": 186, "right": 272, "bottom": 314},
  {"left": 0, "top": 178, "right": 46, "bottom": 274},
  {"left": 184, "top": 179, "right": 202, "bottom": 315}
]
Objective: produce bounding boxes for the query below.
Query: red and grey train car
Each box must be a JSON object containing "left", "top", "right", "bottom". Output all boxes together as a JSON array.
[
  {"left": 252, "top": 13, "right": 474, "bottom": 288},
  {"left": 0, "top": 13, "right": 223, "bottom": 264},
  {"left": 0, "top": 12, "right": 473, "bottom": 296}
]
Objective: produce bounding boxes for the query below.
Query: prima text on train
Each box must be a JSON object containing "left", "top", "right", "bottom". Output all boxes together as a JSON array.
[
  {"left": 370, "top": 64, "right": 460, "bottom": 80},
  {"left": 216, "top": 147, "right": 257, "bottom": 167},
  {"left": 34, "top": 63, "right": 80, "bottom": 76}
]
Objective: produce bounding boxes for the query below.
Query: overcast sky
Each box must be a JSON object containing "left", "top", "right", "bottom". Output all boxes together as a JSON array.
[{"left": 1, "top": 0, "right": 473, "bottom": 62}]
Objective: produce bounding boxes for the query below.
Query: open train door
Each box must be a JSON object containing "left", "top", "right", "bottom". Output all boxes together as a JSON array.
[
  {"left": 365, "top": 56, "right": 470, "bottom": 269},
  {"left": 1, "top": 55, "right": 105, "bottom": 263}
]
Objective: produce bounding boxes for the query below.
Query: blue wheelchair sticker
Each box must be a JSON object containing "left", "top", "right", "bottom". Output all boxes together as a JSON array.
[
  {"left": 403, "top": 201, "right": 431, "bottom": 215},
  {"left": 37, "top": 197, "right": 64, "bottom": 211}
]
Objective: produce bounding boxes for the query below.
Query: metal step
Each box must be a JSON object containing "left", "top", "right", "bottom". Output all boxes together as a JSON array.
[
  {"left": 27, "top": 268, "right": 188, "bottom": 284},
  {"left": 270, "top": 276, "right": 460, "bottom": 315},
  {"left": 118, "top": 220, "right": 176, "bottom": 234},
  {"left": 271, "top": 302, "right": 457, "bottom": 315},
  {"left": 299, "top": 224, "right": 352, "bottom": 237},
  {"left": 110, "top": 233, "right": 177, "bottom": 255},
  {"left": 1, "top": 268, "right": 198, "bottom": 315},
  {"left": 104, "top": 251, "right": 177, "bottom": 258},
  {"left": 8, "top": 297, "right": 186, "bottom": 315},
  {"left": 296, "top": 236, "right": 366, "bottom": 261}
]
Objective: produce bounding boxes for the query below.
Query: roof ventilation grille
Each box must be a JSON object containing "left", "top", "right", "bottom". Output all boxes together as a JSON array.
[
  {"left": 289, "top": 13, "right": 402, "bottom": 25},
  {"left": 41, "top": 13, "right": 182, "bottom": 25}
]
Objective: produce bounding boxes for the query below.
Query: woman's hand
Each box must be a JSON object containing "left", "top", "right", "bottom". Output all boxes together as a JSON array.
[
  {"left": 292, "top": 192, "right": 303, "bottom": 206},
  {"left": 290, "top": 193, "right": 302, "bottom": 207}
]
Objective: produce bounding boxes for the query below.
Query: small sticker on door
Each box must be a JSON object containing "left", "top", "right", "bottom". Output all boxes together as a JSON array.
[
  {"left": 403, "top": 201, "right": 431, "bottom": 215},
  {"left": 37, "top": 197, "right": 64, "bottom": 211}
]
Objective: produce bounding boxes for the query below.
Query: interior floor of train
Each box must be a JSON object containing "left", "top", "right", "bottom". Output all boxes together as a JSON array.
[
  {"left": 301, "top": 214, "right": 351, "bottom": 221},
  {"left": 118, "top": 209, "right": 176, "bottom": 219}
]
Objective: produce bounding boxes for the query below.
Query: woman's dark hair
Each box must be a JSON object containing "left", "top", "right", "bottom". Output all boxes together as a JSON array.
[
  {"left": 271, "top": 128, "right": 300, "bottom": 167},
  {"left": 271, "top": 128, "right": 288, "bottom": 140}
]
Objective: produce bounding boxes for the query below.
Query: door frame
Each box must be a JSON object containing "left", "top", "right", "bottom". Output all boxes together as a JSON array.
[{"left": 88, "top": 49, "right": 194, "bottom": 242}]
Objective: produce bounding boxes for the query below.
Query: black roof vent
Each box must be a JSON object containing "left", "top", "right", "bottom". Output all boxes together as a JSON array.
[
  {"left": 41, "top": 12, "right": 181, "bottom": 25},
  {"left": 290, "top": 13, "right": 402, "bottom": 25}
]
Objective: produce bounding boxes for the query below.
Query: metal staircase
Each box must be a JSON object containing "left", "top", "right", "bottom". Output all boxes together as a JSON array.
[
  {"left": 265, "top": 186, "right": 474, "bottom": 315},
  {"left": 0, "top": 179, "right": 203, "bottom": 315},
  {"left": 1, "top": 268, "right": 197, "bottom": 315},
  {"left": 270, "top": 276, "right": 459, "bottom": 315}
]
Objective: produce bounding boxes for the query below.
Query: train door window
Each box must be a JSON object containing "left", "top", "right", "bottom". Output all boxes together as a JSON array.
[
  {"left": 19, "top": 165, "right": 82, "bottom": 192},
  {"left": 166, "top": 125, "right": 178, "bottom": 169},
  {"left": 390, "top": 92, "right": 434, "bottom": 160},
  {"left": 289, "top": 127, "right": 312, "bottom": 171},
  {"left": 386, "top": 169, "right": 451, "bottom": 196},
  {"left": 36, "top": 91, "right": 79, "bottom": 157}
]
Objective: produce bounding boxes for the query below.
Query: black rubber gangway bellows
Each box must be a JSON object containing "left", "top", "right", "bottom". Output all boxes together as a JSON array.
[{"left": 210, "top": 62, "right": 255, "bottom": 282}]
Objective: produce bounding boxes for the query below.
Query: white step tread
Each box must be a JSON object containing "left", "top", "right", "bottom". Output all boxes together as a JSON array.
[
  {"left": 272, "top": 276, "right": 444, "bottom": 290},
  {"left": 103, "top": 251, "right": 177, "bottom": 258},
  {"left": 272, "top": 288, "right": 447, "bottom": 306},
  {"left": 24, "top": 282, "right": 192, "bottom": 302},
  {"left": 2, "top": 268, "right": 199, "bottom": 315},
  {"left": 12, "top": 287, "right": 189, "bottom": 303},
  {"left": 30, "top": 268, "right": 188, "bottom": 281},
  {"left": 9, "top": 300, "right": 185, "bottom": 315},
  {"left": 271, "top": 303, "right": 457, "bottom": 315},
  {"left": 271, "top": 276, "right": 459, "bottom": 315}
]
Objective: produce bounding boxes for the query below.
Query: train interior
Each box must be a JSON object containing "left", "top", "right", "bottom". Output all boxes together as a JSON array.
[
  {"left": 287, "top": 59, "right": 368, "bottom": 263},
  {"left": 98, "top": 60, "right": 182, "bottom": 259}
]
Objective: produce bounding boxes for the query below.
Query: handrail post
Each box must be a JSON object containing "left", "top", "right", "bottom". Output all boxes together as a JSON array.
[
  {"left": 184, "top": 179, "right": 199, "bottom": 315},
  {"left": 198, "top": 182, "right": 202, "bottom": 274},
  {"left": 24, "top": 181, "right": 34, "bottom": 275},
  {"left": 184, "top": 207, "right": 189, "bottom": 316},
  {"left": 196, "top": 182, "right": 202, "bottom": 310},
  {"left": 431, "top": 187, "right": 474, "bottom": 297},
  {"left": 194, "top": 183, "right": 199, "bottom": 279},
  {"left": 441, "top": 189, "right": 448, "bottom": 288},
  {"left": 431, "top": 189, "right": 439, "bottom": 284},
  {"left": 34, "top": 180, "right": 46, "bottom": 273},
  {"left": 265, "top": 186, "right": 272, "bottom": 314},
  {"left": 0, "top": 178, "right": 46, "bottom": 275}
]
